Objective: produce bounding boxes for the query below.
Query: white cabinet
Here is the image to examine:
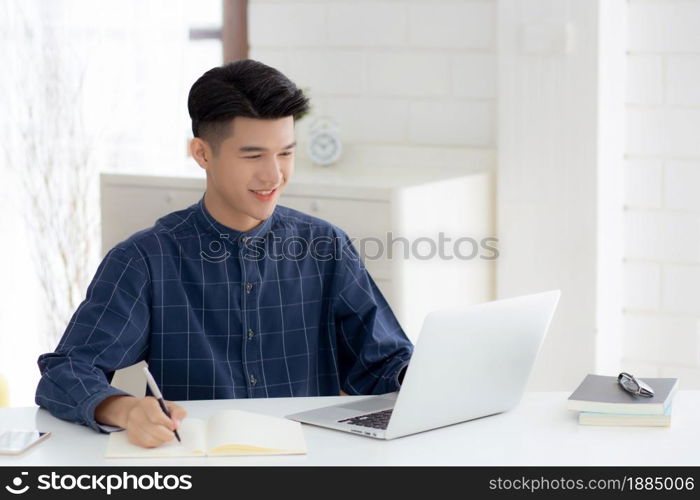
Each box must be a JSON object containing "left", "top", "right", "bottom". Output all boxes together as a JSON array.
[{"left": 101, "top": 168, "right": 494, "bottom": 342}]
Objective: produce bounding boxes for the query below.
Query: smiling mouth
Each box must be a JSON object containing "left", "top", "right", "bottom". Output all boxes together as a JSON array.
[{"left": 250, "top": 187, "right": 279, "bottom": 200}]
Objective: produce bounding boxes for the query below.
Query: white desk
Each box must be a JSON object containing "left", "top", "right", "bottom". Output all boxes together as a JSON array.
[{"left": 1, "top": 392, "right": 698, "bottom": 466}]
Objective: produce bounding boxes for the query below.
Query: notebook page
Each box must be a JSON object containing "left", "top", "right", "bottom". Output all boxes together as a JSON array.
[
  {"left": 206, "top": 410, "right": 306, "bottom": 455},
  {"left": 105, "top": 418, "right": 207, "bottom": 458}
]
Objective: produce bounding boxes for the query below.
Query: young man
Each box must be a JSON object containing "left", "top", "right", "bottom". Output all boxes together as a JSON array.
[{"left": 35, "top": 60, "right": 413, "bottom": 448}]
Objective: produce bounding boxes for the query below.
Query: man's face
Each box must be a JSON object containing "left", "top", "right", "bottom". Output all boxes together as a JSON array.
[{"left": 193, "top": 116, "right": 296, "bottom": 230}]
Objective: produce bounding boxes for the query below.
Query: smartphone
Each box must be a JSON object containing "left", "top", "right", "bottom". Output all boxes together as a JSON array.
[{"left": 0, "top": 430, "right": 51, "bottom": 455}]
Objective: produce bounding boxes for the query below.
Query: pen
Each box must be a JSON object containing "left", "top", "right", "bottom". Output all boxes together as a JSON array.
[{"left": 142, "top": 365, "right": 181, "bottom": 442}]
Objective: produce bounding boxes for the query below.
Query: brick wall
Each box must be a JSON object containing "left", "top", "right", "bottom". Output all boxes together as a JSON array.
[
  {"left": 624, "top": 0, "right": 700, "bottom": 387},
  {"left": 247, "top": 0, "right": 497, "bottom": 172},
  {"left": 250, "top": 0, "right": 700, "bottom": 388}
]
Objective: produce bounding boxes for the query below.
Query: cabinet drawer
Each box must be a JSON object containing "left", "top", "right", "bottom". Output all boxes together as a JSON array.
[
  {"left": 279, "top": 195, "right": 391, "bottom": 238},
  {"left": 102, "top": 183, "right": 393, "bottom": 279},
  {"left": 278, "top": 195, "right": 393, "bottom": 279},
  {"left": 101, "top": 183, "right": 203, "bottom": 253},
  {"left": 374, "top": 279, "right": 395, "bottom": 310}
]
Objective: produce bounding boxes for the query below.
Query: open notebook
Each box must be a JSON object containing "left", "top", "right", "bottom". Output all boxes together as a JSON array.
[{"left": 105, "top": 410, "right": 307, "bottom": 458}]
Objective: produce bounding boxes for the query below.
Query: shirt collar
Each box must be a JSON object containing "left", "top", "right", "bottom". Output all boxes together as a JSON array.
[{"left": 195, "top": 193, "right": 276, "bottom": 244}]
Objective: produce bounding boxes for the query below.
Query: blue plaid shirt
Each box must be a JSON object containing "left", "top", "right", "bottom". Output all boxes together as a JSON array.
[{"left": 35, "top": 195, "right": 413, "bottom": 433}]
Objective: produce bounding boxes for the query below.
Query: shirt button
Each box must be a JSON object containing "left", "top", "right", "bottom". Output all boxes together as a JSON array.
[
  {"left": 247, "top": 329, "right": 255, "bottom": 340},
  {"left": 249, "top": 374, "right": 257, "bottom": 386},
  {"left": 241, "top": 236, "right": 250, "bottom": 244},
  {"left": 245, "top": 282, "right": 253, "bottom": 293}
]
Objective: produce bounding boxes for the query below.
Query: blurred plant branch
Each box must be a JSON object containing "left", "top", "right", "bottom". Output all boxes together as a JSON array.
[{"left": 0, "top": 1, "right": 100, "bottom": 351}]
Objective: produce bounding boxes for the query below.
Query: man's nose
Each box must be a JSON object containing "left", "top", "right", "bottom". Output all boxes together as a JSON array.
[{"left": 258, "top": 157, "right": 283, "bottom": 186}]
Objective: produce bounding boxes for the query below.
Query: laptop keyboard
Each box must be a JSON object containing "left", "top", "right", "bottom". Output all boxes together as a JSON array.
[{"left": 338, "top": 409, "right": 393, "bottom": 430}]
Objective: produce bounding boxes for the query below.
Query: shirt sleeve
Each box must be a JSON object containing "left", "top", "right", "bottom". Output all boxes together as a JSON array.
[
  {"left": 332, "top": 230, "right": 413, "bottom": 395},
  {"left": 35, "top": 244, "right": 151, "bottom": 433}
]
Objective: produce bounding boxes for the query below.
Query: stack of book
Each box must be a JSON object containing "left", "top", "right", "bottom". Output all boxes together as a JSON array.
[{"left": 567, "top": 374, "right": 679, "bottom": 427}]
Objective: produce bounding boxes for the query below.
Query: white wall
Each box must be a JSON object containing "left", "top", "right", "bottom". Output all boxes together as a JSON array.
[
  {"left": 496, "top": 0, "right": 627, "bottom": 391},
  {"left": 623, "top": 0, "right": 700, "bottom": 388},
  {"left": 247, "top": 0, "right": 497, "bottom": 174}
]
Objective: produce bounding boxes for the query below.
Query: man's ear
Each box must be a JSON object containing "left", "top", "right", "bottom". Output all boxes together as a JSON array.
[{"left": 189, "top": 137, "right": 210, "bottom": 170}]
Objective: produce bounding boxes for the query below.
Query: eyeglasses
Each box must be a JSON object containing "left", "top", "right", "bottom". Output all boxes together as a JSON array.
[{"left": 617, "top": 372, "right": 654, "bottom": 398}]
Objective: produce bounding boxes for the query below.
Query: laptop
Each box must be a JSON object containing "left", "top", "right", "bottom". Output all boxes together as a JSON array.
[{"left": 286, "top": 290, "right": 561, "bottom": 440}]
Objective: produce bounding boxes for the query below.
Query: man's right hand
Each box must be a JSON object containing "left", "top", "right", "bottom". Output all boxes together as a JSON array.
[{"left": 95, "top": 395, "right": 187, "bottom": 448}]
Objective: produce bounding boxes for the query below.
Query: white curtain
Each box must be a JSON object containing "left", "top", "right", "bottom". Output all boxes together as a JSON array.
[{"left": 0, "top": 0, "right": 192, "bottom": 406}]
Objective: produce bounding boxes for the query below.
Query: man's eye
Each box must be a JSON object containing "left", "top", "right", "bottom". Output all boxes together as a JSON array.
[
  {"left": 279, "top": 151, "right": 293, "bottom": 157},
  {"left": 243, "top": 155, "right": 262, "bottom": 159}
]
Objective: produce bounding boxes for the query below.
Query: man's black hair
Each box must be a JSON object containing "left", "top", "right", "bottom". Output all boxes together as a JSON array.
[{"left": 188, "top": 59, "right": 310, "bottom": 155}]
